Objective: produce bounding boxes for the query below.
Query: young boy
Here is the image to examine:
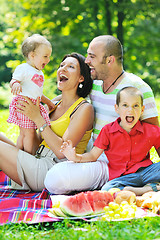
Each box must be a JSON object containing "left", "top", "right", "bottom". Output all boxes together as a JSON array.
[{"left": 60, "top": 87, "right": 160, "bottom": 195}]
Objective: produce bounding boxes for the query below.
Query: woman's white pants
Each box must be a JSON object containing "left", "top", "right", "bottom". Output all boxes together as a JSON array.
[{"left": 44, "top": 160, "right": 109, "bottom": 194}]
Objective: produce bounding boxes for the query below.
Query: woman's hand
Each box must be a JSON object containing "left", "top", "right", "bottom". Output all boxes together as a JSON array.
[{"left": 16, "top": 96, "right": 42, "bottom": 123}]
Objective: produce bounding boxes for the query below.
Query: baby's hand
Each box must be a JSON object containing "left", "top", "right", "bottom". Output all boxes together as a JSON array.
[
  {"left": 47, "top": 101, "right": 56, "bottom": 111},
  {"left": 11, "top": 82, "right": 22, "bottom": 95},
  {"left": 41, "top": 95, "right": 55, "bottom": 112},
  {"left": 60, "top": 140, "right": 77, "bottom": 161}
]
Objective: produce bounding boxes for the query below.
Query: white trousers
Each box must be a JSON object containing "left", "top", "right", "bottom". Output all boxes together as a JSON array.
[{"left": 44, "top": 160, "right": 109, "bottom": 194}]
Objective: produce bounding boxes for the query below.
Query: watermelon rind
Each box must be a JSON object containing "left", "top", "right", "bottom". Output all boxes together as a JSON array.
[
  {"left": 60, "top": 192, "right": 93, "bottom": 217},
  {"left": 49, "top": 191, "right": 114, "bottom": 217},
  {"left": 49, "top": 207, "right": 67, "bottom": 217}
]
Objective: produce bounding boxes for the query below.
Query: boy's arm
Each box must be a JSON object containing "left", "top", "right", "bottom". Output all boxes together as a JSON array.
[{"left": 60, "top": 140, "right": 103, "bottom": 163}]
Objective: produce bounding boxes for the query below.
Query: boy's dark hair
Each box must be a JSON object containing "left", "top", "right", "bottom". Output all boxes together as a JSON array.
[
  {"left": 61, "top": 53, "right": 93, "bottom": 98},
  {"left": 116, "top": 87, "right": 144, "bottom": 106}
]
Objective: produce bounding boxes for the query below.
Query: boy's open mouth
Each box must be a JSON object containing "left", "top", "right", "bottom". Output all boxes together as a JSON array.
[{"left": 126, "top": 116, "right": 134, "bottom": 123}]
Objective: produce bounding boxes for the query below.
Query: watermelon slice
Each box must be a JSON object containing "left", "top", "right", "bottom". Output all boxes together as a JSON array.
[
  {"left": 60, "top": 192, "right": 93, "bottom": 217},
  {"left": 86, "top": 191, "right": 114, "bottom": 213},
  {"left": 49, "top": 191, "right": 114, "bottom": 217},
  {"left": 48, "top": 207, "right": 67, "bottom": 217}
]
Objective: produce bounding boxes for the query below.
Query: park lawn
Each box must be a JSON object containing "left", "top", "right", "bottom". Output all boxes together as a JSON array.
[
  {"left": 0, "top": 97, "right": 160, "bottom": 239},
  {"left": 0, "top": 217, "right": 160, "bottom": 240}
]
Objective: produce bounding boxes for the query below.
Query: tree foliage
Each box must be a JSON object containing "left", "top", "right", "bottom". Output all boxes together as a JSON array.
[{"left": 0, "top": 0, "right": 160, "bottom": 105}]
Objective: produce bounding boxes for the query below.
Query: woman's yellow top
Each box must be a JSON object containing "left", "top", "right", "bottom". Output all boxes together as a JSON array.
[{"left": 41, "top": 97, "right": 93, "bottom": 154}]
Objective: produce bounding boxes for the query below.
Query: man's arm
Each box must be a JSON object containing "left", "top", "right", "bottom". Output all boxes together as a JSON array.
[
  {"left": 143, "top": 116, "right": 159, "bottom": 127},
  {"left": 143, "top": 116, "right": 160, "bottom": 157}
]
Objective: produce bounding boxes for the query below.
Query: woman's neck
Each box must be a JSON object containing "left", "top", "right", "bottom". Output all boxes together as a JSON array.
[
  {"left": 50, "top": 92, "right": 80, "bottom": 121},
  {"left": 61, "top": 92, "right": 80, "bottom": 109}
]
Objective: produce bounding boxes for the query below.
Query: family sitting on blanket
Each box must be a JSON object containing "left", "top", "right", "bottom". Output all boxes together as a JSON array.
[
  {"left": 0, "top": 34, "right": 159, "bottom": 195},
  {"left": 60, "top": 87, "right": 160, "bottom": 196}
]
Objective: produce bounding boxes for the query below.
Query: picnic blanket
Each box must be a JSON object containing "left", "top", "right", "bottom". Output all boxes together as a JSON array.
[
  {"left": 0, "top": 170, "right": 59, "bottom": 225},
  {"left": 0, "top": 170, "right": 159, "bottom": 225}
]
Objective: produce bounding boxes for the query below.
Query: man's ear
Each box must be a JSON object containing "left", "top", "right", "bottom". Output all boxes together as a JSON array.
[{"left": 107, "top": 55, "right": 115, "bottom": 64}]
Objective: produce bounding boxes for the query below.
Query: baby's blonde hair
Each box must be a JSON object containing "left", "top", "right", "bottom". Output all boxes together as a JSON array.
[{"left": 21, "top": 34, "right": 52, "bottom": 58}]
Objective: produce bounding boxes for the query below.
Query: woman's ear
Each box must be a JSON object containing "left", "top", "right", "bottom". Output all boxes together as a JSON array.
[{"left": 79, "top": 76, "right": 84, "bottom": 83}]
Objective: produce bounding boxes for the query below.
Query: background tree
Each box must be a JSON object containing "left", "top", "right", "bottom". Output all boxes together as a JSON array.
[{"left": 0, "top": 0, "right": 159, "bottom": 107}]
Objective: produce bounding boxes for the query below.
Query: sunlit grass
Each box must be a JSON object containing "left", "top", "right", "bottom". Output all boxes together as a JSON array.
[{"left": 0, "top": 109, "right": 19, "bottom": 144}]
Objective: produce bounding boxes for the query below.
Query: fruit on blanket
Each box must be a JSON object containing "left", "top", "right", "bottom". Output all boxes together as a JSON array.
[
  {"left": 60, "top": 192, "right": 93, "bottom": 217},
  {"left": 141, "top": 198, "right": 154, "bottom": 209},
  {"left": 136, "top": 192, "right": 157, "bottom": 208},
  {"left": 49, "top": 207, "right": 67, "bottom": 217},
  {"left": 102, "top": 201, "right": 137, "bottom": 220},
  {"left": 59, "top": 191, "right": 114, "bottom": 217},
  {"left": 135, "top": 191, "right": 160, "bottom": 214},
  {"left": 136, "top": 196, "right": 146, "bottom": 207},
  {"left": 108, "top": 188, "right": 121, "bottom": 198},
  {"left": 150, "top": 192, "right": 160, "bottom": 214},
  {"left": 142, "top": 191, "right": 157, "bottom": 198},
  {"left": 113, "top": 191, "right": 122, "bottom": 200},
  {"left": 86, "top": 191, "right": 114, "bottom": 213},
  {"left": 114, "top": 190, "right": 136, "bottom": 205}
]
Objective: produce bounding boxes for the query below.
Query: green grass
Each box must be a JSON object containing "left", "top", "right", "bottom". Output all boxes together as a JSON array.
[
  {"left": 0, "top": 217, "right": 160, "bottom": 240},
  {"left": 0, "top": 98, "right": 160, "bottom": 239}
]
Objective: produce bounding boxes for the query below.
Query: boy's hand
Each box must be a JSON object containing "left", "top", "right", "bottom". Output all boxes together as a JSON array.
[
  {"left": 11, "top": 82, "right": 22, "bottom": 95},
  {"left": 60, "top": 140, "right": 77, "bottom": 161}
]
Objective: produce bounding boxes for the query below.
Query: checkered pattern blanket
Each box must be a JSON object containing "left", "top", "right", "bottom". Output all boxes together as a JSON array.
[
  {"left": 1, "top": 170, "right": 158, "bottom": 225},
  {"left": 0, "top": 170, "right": 59, "bottom": 225}
]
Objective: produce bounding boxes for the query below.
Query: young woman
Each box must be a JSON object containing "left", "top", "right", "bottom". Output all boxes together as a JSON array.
[{"left": 0, "top": 53, "right": 94, "bottom": 192}]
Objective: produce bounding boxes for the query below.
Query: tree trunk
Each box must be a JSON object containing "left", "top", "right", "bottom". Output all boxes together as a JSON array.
[
  {"left": 117, "top": 0, "right": 125, "bottom": 45},
  {"left": 104, "top": 0, "right": 112, "bottom": 35}
]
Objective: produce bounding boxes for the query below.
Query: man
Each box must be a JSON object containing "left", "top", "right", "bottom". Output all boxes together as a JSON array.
[{"left": 85, "top": 35, "right": 159, "bottom": 144}]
